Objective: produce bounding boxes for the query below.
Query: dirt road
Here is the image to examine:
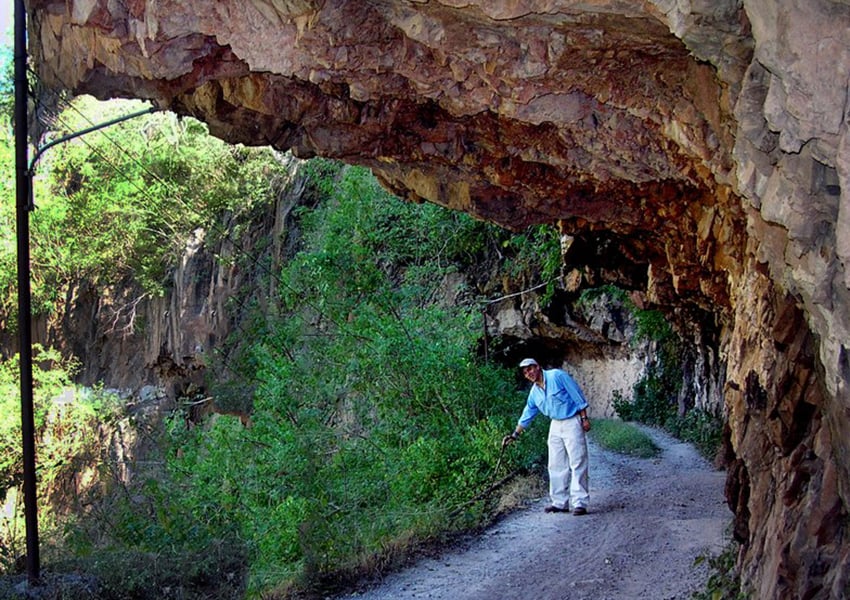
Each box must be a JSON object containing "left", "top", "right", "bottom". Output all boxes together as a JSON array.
[{"left": 340, "top": 426, "right": 730, "bottom": 600}]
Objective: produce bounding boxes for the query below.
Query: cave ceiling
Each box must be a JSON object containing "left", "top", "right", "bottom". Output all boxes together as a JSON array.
[{"left": 27, "top": 0, "right": 755, "bottom": 312}]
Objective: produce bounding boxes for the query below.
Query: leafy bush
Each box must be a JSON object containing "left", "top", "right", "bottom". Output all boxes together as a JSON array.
[
  {"left": 50, "top": 414, "right": 252, "bottom": 599},
  {"left": 612, "top": 362, "right": 723, "bottom": 461},
  {"left": 220, "top": 163, "right": 528, "bottom": 592},
  {"left": 577, "top": 284, "right": 672, "bottom": 345},
  {"left": 576, "top": 284, "right": 630, "bottom": 308},
  {"left": 692, "top": 542, "right": 747, "bottom": 600},
  {"left": 0, "top": 346, "right": 78, "bottom": 495},
  {"left": 633, "top": 307, "right": 673, "bottom": 344},
  {"left": 0, "top": 120, "right": 22, "bottom": 326},
  {"left": 595, "top": 285, "right": 723, "bottom": 460},
  {"left": 500, "top": 224, "right": 562, "bottom": 305},
  {"left": 668, "top": 408, "right": 724, "bottom": 461},
  {"left": 43, "top": 162, "right": 536, "bottom": 598},
  {"left": 589, "top": 418, "right": 660, "bottom": 458},
  {"left": 0, "top": 348, "right": 126, "bottom": 577},
  {"left": 624, "top": 364, "right": 680, "bottom": 427}
]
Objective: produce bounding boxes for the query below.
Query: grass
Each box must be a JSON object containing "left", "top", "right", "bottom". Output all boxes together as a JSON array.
[{"left": 589, "top": 418, "right": 660, "bottom": 458}]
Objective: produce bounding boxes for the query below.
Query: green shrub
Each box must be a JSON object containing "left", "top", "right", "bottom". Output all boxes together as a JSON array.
[
  {"left": 50, "top": 543, "right": 247, "bottom": 600},
  {"left": 589, "top": 419, "right": 660, "bottom": 458},
  {"left": 692, "top": 542, "right": 747, "bottom": 600},
  {"left": 668, "top": 409, "right": 724, "bottom": 461},
  {"left": 500, "top": 224, "right": 562, "bottom": 305},
  {"left": 612, "top": 364, "right": 678, "bottom": 428},
  {"left": 599, "top": 288, "right": 723, "bottom": 460},
  {"left": 0, "top": 350, "right": 130, "bottom": 580},
  {"left": 0, "top": 346, "right": 83, "bottom": 496},
  {"left": 42, "top": 161, "right": 535, "bottom": 598},
  {"left": 577, "top": 285, "right": 672, "bottom": 346},
  {"left": 576, "top": 284, "right": 630, "bottom": 307},
  {"left": 613, "top": 374, "right": 723, "bottom": 461}
]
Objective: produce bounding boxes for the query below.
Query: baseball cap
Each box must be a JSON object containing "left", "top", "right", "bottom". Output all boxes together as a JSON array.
[{"left": 518, "top": 358, "right": 539, "bottom": 368}]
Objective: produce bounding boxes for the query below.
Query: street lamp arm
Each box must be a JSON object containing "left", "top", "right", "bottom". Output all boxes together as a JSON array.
[{"left": 28, "top": 106, "right": 158, "bottom": 174}]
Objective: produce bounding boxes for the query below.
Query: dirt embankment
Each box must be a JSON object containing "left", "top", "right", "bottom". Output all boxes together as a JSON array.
[{"left": 340, "top": 426, "right": 730, "bottom": 600}]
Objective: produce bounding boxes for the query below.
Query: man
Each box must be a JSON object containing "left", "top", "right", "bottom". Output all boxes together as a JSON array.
[{"left": 503, "top": 358, "right": 591, "bottom": 515}]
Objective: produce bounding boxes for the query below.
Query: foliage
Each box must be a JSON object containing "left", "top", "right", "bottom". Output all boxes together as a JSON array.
[
  {"left": 584, "top": 285, "right": 683, "bottom": 430},
  {"left": 692, "top": 542, "right": 747, "bottom": 600},
  {"left": 632, "top": 307, "right": 674, "bottom": 344},
  {"left": 0, "top": 346, "right": 76, "bottom": 494},
  {"left": 576, "top": 283, "right": 630, "bottom": 307},
  {"left": 52, "top": 418, "right": 250, "bottom": 599},
  {"left": 590, "top": 285, "right": 723, "bottom": 460},
  {"left": 0, "top": 348, "right": 125, "bottom": 575},
  {"left": 295, "top": 162, "right": 499, "bottom": 290},
  {"left": 500, "top": 224, "right": 562, "bottom": 304},
  {"left": 607, "top": 288, "right": 683, "bottom": 431},
  {"left": 219, "top": 164, "right": 528, "bottom": 595},
  {"left": 588, "top": 418, "right": 660, "bottom": 458},
  {"left": 613, "top": 365, "right": 723, "bottom": 461},
  {"left": 0, "top": 320, "right": 235, "bottom": 594},
  {"left": 46, "top": 543, "right": 245, "bottom": 600},
  {"left": 0, "top": 46, "right": 11, "bottom": 128},
  {"left": 577, "top": 284, "right": 672, "bottom": 344},
  {"left": 0, "top": 121, "right": 16, "bottom": 325},
  {"left": 36, "top": 98, "right": 289, "bottom": 295},
  {"left": 0, "top": 95, "right": 293, "bottom": 328},
  {"left": 612, "top": 361, "right": 680, "bottom": 427},
  {"left": 38, "top": 162, "right": 537, "bottom": 598},
  {"left": 667, "top": 408, "right": 724, "bottom": 461}
]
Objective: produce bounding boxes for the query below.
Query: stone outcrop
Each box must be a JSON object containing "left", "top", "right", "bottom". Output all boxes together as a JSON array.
[
  {"left": 25, "top": 0, "right": 850, "bottom": 597},
  {"left": 40, "top": 153, "right": 311, "bottom": 401}
]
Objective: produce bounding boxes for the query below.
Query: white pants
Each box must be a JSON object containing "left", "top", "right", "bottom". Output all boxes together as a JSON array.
[{"left": 547, "top": 417, "right": 590, "bottom": 510}]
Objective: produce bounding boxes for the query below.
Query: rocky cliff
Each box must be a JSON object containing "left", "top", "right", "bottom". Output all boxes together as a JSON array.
[{"left": 26, "top": 0, "right": 850, "bottom": 597}]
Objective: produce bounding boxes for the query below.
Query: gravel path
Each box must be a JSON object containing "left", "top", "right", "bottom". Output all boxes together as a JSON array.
[{"left": 339, "top": 426, "right": 730, "bottom": 600}]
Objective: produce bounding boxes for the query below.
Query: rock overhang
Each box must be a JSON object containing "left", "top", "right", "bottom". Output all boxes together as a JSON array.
[{"left": 29, "top": 0, "right": 749, "bottom": 314}]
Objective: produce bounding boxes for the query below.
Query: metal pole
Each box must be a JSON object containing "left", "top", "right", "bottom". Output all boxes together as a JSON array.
[
  {"left": 14, "top": 0, "right": 40, "bottom": 585},
  {"left": 11, "top": 5, "right": 156, "bottom": 582},
  {"left": 481, "top": 309, "right": 489, "bottom": 363}
]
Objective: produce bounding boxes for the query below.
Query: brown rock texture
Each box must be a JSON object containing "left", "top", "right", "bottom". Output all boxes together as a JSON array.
[{"left": 25, "top": 0, "right": 850, "bottom": 597}]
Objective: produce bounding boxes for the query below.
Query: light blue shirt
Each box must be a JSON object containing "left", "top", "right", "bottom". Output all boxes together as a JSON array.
[{"left": 518, "top": 368, "right": 588, "bottom": 429}]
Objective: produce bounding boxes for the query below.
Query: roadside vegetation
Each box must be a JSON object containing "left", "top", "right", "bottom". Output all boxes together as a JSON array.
[
  {"left": 692, "top": 542, "right": 748, "bottom": 600},
  {"left": 0, "top": 94, "right": 553, "bottom": 598},
  {"left": 588, "top": 419, "right": 660, "bottom": 458},
  {"left": 577, "top": 288, "right": 733, "bottom": 600}
]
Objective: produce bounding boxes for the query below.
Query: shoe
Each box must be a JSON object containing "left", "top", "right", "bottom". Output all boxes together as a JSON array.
[
  {"left": 572, "top": 506, "right": 587, "bottom": 516},
  {"left": 544, "top": 505, "right": 569, "bottom": 513}
]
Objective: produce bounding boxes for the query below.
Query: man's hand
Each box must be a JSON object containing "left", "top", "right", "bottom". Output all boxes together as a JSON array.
[{"left": 501, "top": 431, "right": 519, "bottom": 448}]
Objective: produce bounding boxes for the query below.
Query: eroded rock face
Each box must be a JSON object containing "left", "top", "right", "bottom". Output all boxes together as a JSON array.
[{"left": 26, "top": 0, "right": 850, "bottom": 596}]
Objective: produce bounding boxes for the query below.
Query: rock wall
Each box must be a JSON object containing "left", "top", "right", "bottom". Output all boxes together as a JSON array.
[
  {"left": 723, "top": 3, "right": 850, "bottom": 596},
  {"left": 487, "top": 286, "right": 648, "bottom": 417},
  {"left": 37, "top": 154, "right": 310, "bottom": 400},
  {"left": 25, "top": 0, "right": 850, "bottom": 596}
]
